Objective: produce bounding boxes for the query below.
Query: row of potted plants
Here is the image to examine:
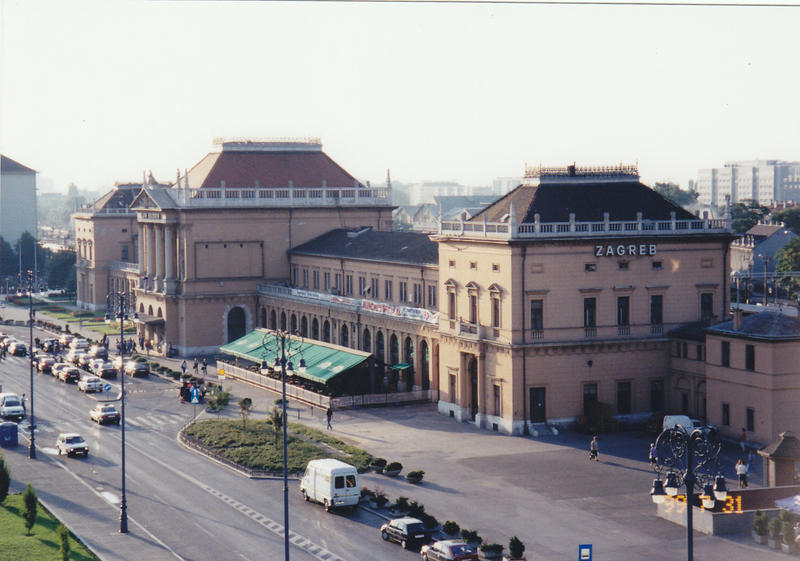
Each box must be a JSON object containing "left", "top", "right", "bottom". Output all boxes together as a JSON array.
[
  {"left": 753, "top": 509, "right": 798, "bottom": 554},
  {"left": 369, "top": 458, "right": 425, "bottom": 483},
  {"left": 359, "top": 487, "right": 526, "bottom": 560}
]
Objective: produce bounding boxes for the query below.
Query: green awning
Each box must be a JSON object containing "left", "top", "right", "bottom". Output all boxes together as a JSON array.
[
  {"left": 391, "top": 362, "right": 412, "bottom": 370},
  {"left": 220, "top": 328, "right": 371, "bottom": 384}
]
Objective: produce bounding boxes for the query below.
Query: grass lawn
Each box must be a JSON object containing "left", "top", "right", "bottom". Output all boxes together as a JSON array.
[
  {"left": 0, "top": 493, "right": 99, "bottom": 561},
  {"left": 186, "top": 419, "right": 373, "bottom": 473}
]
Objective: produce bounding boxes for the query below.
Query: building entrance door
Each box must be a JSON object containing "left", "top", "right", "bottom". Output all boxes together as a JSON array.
[
  {"left": 469, "top": 357, "right": 478, "bottom": 420},
  {"left": 530, "top": 387, "right": 546, "bottom": 422},
  {"left": 227, "top": 307, "right": 246, "bottom": 343}
]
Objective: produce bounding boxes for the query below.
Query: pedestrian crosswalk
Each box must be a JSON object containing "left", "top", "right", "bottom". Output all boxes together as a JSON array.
[{"left": 125, "top": 411, "right": 186, "bottom": 430}]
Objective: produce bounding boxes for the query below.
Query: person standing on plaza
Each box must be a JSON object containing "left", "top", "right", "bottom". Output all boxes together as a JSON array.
[
  {"left": 649, "top": 442, "right": 657, "bottom": 466},
  {"left": 193, "top": 357, "right": 199, "bottom": 375},
  {"left": 736, "top": 458, "right": 749, "bottom": 488},
  {"left": 589, "top": 436, "right": 599, "bottom": 461},
  {"left": 181, "top": 360, "right": 187, "bottom": 376},
  {"left": 202, "top": 357, "right": 208, "bottom": 376},
  {"left": 739, "top": 428, "right": 747, "bottom": 453},
  {"left": 326, "top": 406, "right": 333, "bottom": 430}
]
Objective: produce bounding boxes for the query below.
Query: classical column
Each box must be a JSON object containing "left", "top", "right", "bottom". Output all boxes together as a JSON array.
[
  {"left": 147, "top": 224, "right": 156, "bottom": 287},
  {"left": 164, "top": 225, "right": 174, "bottom": 288},
  {"left": 137, "top": 223, "right": 145, "bottom": 274},
  {"left": 154, "top": 224, "right": 163, "bottom": 291},
  {"left": 476, "top": 350, "right": 486, "bottom": 429}
]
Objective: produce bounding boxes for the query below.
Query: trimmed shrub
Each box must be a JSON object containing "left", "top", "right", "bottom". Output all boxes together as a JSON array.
[
  {"left": 385, "top": 461, "right": 402, "bottom": 475},
  {"left": 371, "top": 458, "right": 387, "bottom": 468},
  {"left": 393, "top": 496, "right": 409, "bottom": 512},
  {"left": 406, "top": 470, "right": 424, "bottom": 483},
  {"left": 509, "top": 536, "right": 526, "bottom": 559},
  {"left": 22, "top": 483, "right": 38, "bottom": 535},
  {"left": 769, "top": 517, "right": 783, "bottom": 540},
  {"left": 58, "top": 523, "right": 70, "bottom": 561},
  {"left": 783, "top": 521, "right": 795, "bottom": 546},
  {"left": 407, "top": 500, "right": 425, "bottom": 517},
  {"left": 461, "top": 529, "right": 482, "bottom": 545},
  {"left": 374, "top": 489, "right": 389, "bottom": 508},
  {"left": 443, "top": 520, "right": 460, "bottom": 535},
  {"left": 753, "top": 511, "right": 767, "bottom": 536},
  {"left": 479, "top": 543, "right": 503, "bottom": 555},
  {"left": 420, "top": 513, "right": 438, "bottom": 529},
  {"left": 360, "top": 487, "right": 375, "bottom": 500}
]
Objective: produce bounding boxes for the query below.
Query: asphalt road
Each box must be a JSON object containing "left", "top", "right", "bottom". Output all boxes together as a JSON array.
[{"left": 0, "top": 323, "right": 412, "bottom": 561}]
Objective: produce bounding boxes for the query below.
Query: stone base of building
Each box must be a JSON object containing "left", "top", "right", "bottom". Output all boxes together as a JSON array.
[{"left": 437, "top": 400, "right": 471, "bottom": 422}]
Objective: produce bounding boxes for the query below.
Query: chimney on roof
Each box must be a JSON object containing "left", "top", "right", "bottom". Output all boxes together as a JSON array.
[{"left": 733, "top": 307, "right": 743, "bottom": 330}]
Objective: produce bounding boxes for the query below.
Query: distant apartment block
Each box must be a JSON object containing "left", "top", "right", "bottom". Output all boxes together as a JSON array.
[
  {"left": 697, "top": 160, "right": 800, "bottom": 208},
  {"left": 0, "top": 155, "right": 38, "bottom": 245}
]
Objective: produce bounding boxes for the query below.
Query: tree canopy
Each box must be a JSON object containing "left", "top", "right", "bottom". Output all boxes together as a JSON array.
[
  {"left": 775, "top": 238, "right": 800, "bottom": 299},
  {"left": 653, "top": 182, "right": 699, "bottom": 209},
  {"left": 770, "top": 207, "right": 800, "bottom": 236},
  {"left": 730, "top": 201, "right": 771, "bottom": 235}
]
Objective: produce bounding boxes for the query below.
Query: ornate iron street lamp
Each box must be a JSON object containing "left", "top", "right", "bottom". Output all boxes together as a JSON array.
[
  {"left": 649, "top": 425, "right": 727, "bottom": 561},
  {"left": 260, "top": 329, "right": 307, "bottom": 561},
  {"left": 24, "top": 270, "right": 37, "bottom": 459},
  {"left": 105, "top": 291, "right": 134, "bottom": 533}
]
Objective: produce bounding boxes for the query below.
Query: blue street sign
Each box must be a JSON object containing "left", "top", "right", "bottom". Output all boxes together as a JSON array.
[
  {"left": 190, "top": 387, "right": 200, "bottom": 404},
  {"left": 579, "top": 544, "right": 592, "bottom": 561},
  {"left": 103, "top": 384, "right": 112, "bottom": 392}
]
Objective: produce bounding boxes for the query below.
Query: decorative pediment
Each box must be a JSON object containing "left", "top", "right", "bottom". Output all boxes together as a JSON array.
[
  {"left": 488, "top": 283, "right": 503, "bottom": 294},
  {"left": 465, "top": 281, "right": 480, "bottom": 292},
  {"left": 130, "top": 189, "right": 160, "bottom": 210},
  {"left": 444, "top": 278, "right": 458, "bottom": 289}
]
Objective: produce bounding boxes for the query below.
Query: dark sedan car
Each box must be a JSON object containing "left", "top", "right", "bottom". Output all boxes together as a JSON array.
[{"left": 380, "top": 517, "right": 431, "bottom": 550}]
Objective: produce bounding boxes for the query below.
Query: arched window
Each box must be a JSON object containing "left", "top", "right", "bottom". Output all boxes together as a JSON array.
[
  {"left": 340, "top": 324, "right": 349, "bottom": 347},
  {"left": 363, "top": 329, "right": 371, "bottom": 353},
  {"left": 420, "top": 340, "right": 430, "bottom": 390},
  {"left": 280, "top": 312, "right": 287, "bottom": 331},
  {"left": 157, "top": 307, "right": 163, "bottom": 318},
  {"left": 390, "top": 334, "right": 399, "bottom": 365},
  {"left": 375, "top": 331, "right": 385, "bottom": 362},
  {"left": 290, "top": 314, "right": 297, "bottom": 333},
  {"left": 322, "top": 320, "right": 331, "bottom": 343},
  {"left": 227, "top": 306, "right": 246, "bottom": 342},
  {"left": 260, "top": 307, "right": 266, "bottom": 327},
  {"left": 270, "top": 310, "right": 277, "bottom": 330},
  {"left": 301, "top": 316, "right": 308, "bottom": 337},
  {"left": 404, "top": 336, "right": 414, "bottom": 364},
  {"left": 312, "top": 318, "right": 319, "bottom": 340},
  {"left": 148, "top": 305, "right": 153, "bottom": 316}
]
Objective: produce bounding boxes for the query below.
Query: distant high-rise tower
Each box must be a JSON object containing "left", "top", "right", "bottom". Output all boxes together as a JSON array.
[{"left": 697, "top": 160, "right": 800, "bottom": 208}]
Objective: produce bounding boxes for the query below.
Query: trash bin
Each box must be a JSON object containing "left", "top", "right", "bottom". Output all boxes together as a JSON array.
[{"left": 0, "top": 422, "right": 18, "bottom": 448}]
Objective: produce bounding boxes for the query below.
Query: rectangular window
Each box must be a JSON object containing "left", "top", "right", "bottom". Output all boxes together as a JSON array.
[
  {"left": 652, "top": 261, "right": 663, "bottom": 270},
  {"left": 650, "top": 380, "right": 665, "bottom": 411},
  {"left": 492, "top": 298, "right": 500, "bottom": 328},
  {"left": 449, "top": 259, "right": 456, "bottom": 268},
  {"left": 345, "top": 275, "right": 353, "bottom": 295},
  {"left": 335, "top": 273, "right": 342, "bottom": 291},
  {"left": 696, "top": 344, "right": 704, "bottom": 361},
  {"left": 449, "top": 374, "right": 457, "bottom": 400},
  {"left": 617, "top": 381, "right": 632, "bottom": 415},
  {"left": 469, "top": 261, "right": 477, "bottom": 270},
  {"left": 358, "top": 276, "right": 366, "bottom": 295},
  {"left": 334, "top": 476, "right": 344, "bottom": 489},
  {"left": 292, "top": 267, "right": 299, "bottom": 287},
  {"left": 746, "top": 407, "right": 755, "bottom": 432},
  {"left": 721, "top": 341, "right": 730, "bottom": 367},
  {"left": 583, "top": 383, "right": 598, "bottom": 417},
  {"left": 469, "top": 294, "right": 477, "bottom": 323},
  {"left": 324, "top": 272, "right": 331, "bottom": 290},
  {"left": 492, "top": 263, "right": 500, "bottom": 272},
  {"left": 650, "top": 294, "right": 663, "bottom": 325},
  {"left": 722, "top": 402, "right": 730, "bottom": 426},
  {"left": 448, "top": 292, "right": 456, "bottom": 319},
  {"left": 530, "top": 300, "right": 543, "bottom": 331},
  {"left": 312, "top": 270, "right": 319, "bottom": 290},
  {"left": 399, "top": 282, "right": 408, "bottom": 303},
  {"left": 583, "top": 298, "right": 596, "bottom": 328},
  {"left": 618, "top": 262, "right": 629, "bottom": 270},
  {"left": 427, "top": 285, "right": 436, "bottom": 308},
  {"left": 682, "top": 343, "right": 688, "bottom": 358},
  {"left": 385, "top": 280, "right": 393, "bottom": 301},
  {"left": 302, "top": 269, "right": 309, "bottom": 288},
  {"left": 493, "top": 384, "right": 501, "bottom": 416},
  {"left": 617, "top": 296, "right": 630, "bottom": 326},
  {"left": 121, "top": 245, "right": 129, "bottom": 260},
  {"left": 371, "top": 278, "right": 379, "bottom": 299},
  {"left": 413, "top": 283, "right": 422, "bottom": 305},
  {"left": 745, "top": 344, "right": 755, "bottom": 371},
  {"left": 585, "top": 263, "right": 597, "bottom": 272},
  {"left": 701, "top": 293, "right": 714, "bottom": 320}
]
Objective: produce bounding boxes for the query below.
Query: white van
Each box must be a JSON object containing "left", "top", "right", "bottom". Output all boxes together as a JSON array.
[
  {"left": 300, "top": 459, "right": 359, "bottom": 512},
  {"left": 0, "top": 393, "right": 25, "bottom": 421},
  {"left": 662, "top": 414, "right": 693, "bottom": 433}
]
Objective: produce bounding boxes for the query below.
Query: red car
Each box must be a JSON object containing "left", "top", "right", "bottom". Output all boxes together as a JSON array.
[{"left": 420, "top": 540, "right": 478, "bottom": 561}]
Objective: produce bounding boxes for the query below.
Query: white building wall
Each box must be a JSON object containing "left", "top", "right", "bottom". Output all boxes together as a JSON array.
[{"left": 0, "top": 170, "right": 37, "bottom": 244}]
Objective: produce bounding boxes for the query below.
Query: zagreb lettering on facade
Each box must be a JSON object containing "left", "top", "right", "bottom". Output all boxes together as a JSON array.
[{"left": 595, "top": 243, "right": 657, "bottom": 257}]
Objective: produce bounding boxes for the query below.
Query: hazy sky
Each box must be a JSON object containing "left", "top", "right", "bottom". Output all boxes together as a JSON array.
[{"left": 2, "top": 0, "right": 799, "bottom": 193}]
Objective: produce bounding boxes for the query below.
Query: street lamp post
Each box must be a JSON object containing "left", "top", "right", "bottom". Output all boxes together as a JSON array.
[
  {"left": 261, "top": 329, "right": 307, "bottom": 561},
  {"left": 105, "top": 292, "right": 131, "bottom": 533},
  {"left": 649, "top": 426, "right": 727, "bottom": 561},
  {"left": 25, "top": 270, "right": 36, "bottom": 459}
]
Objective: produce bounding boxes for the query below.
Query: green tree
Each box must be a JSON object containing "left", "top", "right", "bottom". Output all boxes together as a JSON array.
[
  {"left": 0, "top": 454, "right": 10, "bottom": 505},
  {"left": 238, "top": 397, "right": 253, "bottom": 429},
  {"left": 269, "top": 405, "right": 284, "bottom": 445},
  {"left": 770, "top": 207, "right": 800, "bottom": 236},
  {"left": 46, "top": 249, "right": 77, "bottom": 290},
  {"left": 58, "top": 524, "right": 70, "bottom": 561},
  {"left": 776, "top": 237, "right": 800, "bottom": 299},
  {"left": 730, "top": 201, "right": 770, "bottom": 234},
  {"left": 653, "top": 182, "right": 699, "bottom": 208},
  {"left": 0, "top": 236, "right": 17, "bottom": 279},
  {"left": 22, "top": 483, "right": 37, "bottom": 535}
]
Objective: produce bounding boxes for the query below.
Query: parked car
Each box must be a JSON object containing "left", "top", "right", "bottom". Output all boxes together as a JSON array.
[
  {"left": 36, "top": 356, "right": 56, "bottom": 373},
  {"left": 90, "top": 403, "right": 120, "bottom": 425},
  {"left": 8, "top": 341, "right": 27, "bottom": 356},
  {"left": 58, "top": 367, "right": 81, "bottom": 383},
  {"left": 56, "top": 433, "right": 89, "bottom": 457},
  {"left": 77, "top": 353, "right": 92, "bottom": 370},
  {"left": 124, "top": 360, "right": 149, "bottom": 377},
  {"left": 78, "top": 375, "right": 104, "bottom": 393},
  {"left": 420, "top": 541, "right": 479, "bottom": 561},
  {"left": 0, "top": 393, "right": 25, "bottom": 421},
  {"left": 58, "top": 334, "right": 75, "bottom": 347},
  {"left": 381, "top": 517, "right": 431, "bottom": 550},
  {"left": 52, "top": 362, "right": 70, "bottom": 378},
  {"left": 87, "top": 345, "right": 108, "bottom": 360},
  {"left": 97, "top": 362, "right": 118, "bottom": 378},
  {"left": 65, "top": 349, "right": 81, "bottom": 364},
  {"left": 69, "top": 338, "right": 90, "bottom": 351}
]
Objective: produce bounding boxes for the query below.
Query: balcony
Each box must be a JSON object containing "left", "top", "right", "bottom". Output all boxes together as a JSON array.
[
  {"left": 617, "top": 325, "right": 631, "bottom": 336},
  {"left": 108, "top": 260, "right": 140, "bottom": 273},
  {"left": 650, "top": 324, "right": 664, "bottom": 336},
  {"left": 458, "top": 320, "right": 483, "bottom": 340},
  {"left": 584, "top": 326, "right": 597, "bottom": 338},
  {"left": 169, "top": 185, "right": 393, "bottom": 209}
]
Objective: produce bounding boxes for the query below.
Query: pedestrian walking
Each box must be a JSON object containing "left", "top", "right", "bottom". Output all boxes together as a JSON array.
[
  {"left": 739, "top": 428, "right": 747, "bottom": 453},
  {"left": 181, "top": 360, "right": 187, "bottom": 376},
  {"left": 202, "top": 357, "right": 208, "bottom": 376},
  {"left": 649, "top": 442, "right": 657, "bottom": 466},
  {"left": 736, "top": 458, "right": 749, "bottom": 488},
  {"left": 326, "top": 406, "right": 333, "bottom": 430},
  {"left": 589, "top": 436, "right": 599, "bottom": 461},
  {"left": 21, "top": 393, "right": 26, "bottom": 414},
  {"left": 193, "top": 357, "right": 199, "bottom": 375}
]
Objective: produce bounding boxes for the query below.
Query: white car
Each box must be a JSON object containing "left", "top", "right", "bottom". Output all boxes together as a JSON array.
[
  {"left": 78, "top": 375, "right": 103, "bottom": 393},
  {"left": 69, "top": 338, "right": 90, "bottom": 351},
  {"left": 56, "top": 433, "right": 89, "bottom": 457}
]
